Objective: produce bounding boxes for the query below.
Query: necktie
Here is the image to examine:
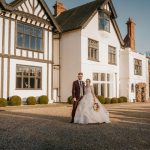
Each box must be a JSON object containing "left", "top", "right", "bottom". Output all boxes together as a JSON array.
[{"left": 80, "top": 81, "right": 83, "bottom": 97}]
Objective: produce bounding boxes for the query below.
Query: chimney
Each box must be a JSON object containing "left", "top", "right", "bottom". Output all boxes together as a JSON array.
[
  {"left": 53, "top": 0, "right": 66, "bottom": 16},
  {"left": 124, "top": 17, "right": 136, "bottom": 51}
]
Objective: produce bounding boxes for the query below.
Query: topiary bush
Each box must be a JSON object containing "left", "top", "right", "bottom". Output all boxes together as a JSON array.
[
  {"left": 0, "top": 98, "right": 7, "bottom": 107},
  {"left": 8, "top": 96, "right": 21, "bottom": 106},
  {"left": 120, "top": 96, "right": 128, "bottom": 103},
  {"left": 111, "top": 98, "right": 118, "bottom": 104},
  {"left": 118, "top": 97, "right": 124, "bottom": 103},
  {"left": 97, "top": 96, "right": 105, "bottom": 104},
  {"left": 105, "top": 98, "right": 111, "bottom": 104},
  {"left": 38, "top": 95, "right": 48, "bottom": 104},
  {"left": 67, "top": 96, "right": 73, "bottom": 104},
  {"left": 26, "top": 96, "right": 36, "bottom": 105}
]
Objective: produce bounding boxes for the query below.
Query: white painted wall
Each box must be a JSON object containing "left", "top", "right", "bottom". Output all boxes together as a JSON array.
[
  {"left": 53, "top": 38, "right": 60, "bottom": 102},
  {"left": 60, "top": 30, "right": 81, "bottom": 102},
  {"left": 59, "top": 12, "right": 121, "bottom": 101},
  {"left": 81, "top": 12, "right": 121, "bottom": 98},
  {"left": 0, "top": 18, "right": 3, "bottom": 54},
  {"left": 0, "top": 14, "right": 53, "bottom": 102},
  {"left": 8, "top": 59, "right": 49, "bottom": 101},
  {"left": 120, "top": 48, "right": 149, "bottom": 102}
]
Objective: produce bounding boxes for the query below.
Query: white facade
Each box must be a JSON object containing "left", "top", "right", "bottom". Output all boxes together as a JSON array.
[
  {"left": 120, "top": 48, "right": 149, "bottom": 102},
  {"left": 59, "top": 11, "right": 121, "bottom": 102},
  {"left": 0, "top": 0, "right": 60, "bottom": 103}
]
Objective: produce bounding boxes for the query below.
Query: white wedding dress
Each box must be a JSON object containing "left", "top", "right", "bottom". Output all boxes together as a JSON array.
[{"left": 74, "top": 86, "right": 110, "bottom": 124}]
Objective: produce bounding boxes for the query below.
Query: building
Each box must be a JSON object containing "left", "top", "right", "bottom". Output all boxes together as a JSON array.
[
  {"left": 54, "top": 0, "right": 149, "bottom": 102},
  {"left": 120, "top": 18, "right": 149, "bottom": 102},
  {"left": 0, "top": 0, "right": 60, "bottom": 102},
  {"left": 54, "top": 0, "right": 124, "bottom": 102},
  {"left": 146, "top": 55, "right": 150, "bottom": 98}
]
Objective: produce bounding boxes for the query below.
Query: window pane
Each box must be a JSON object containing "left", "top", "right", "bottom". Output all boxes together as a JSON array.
[
  {"left": 24, "top": 25, "right": 31, "bottom": 35},
  {"left": 107, "top": 84, "right": 110, "bottom": 97},
  {"left": 16, "top": 77, "right": 22, "bottom": 88},
  {"left": 93, "top": 84, "right": 98, "bottom": 96},
  {"left": 37, "top": 29, "right": 42, "bottom": 37},
  {"left": 30, "top": 36, "right": 36, "bottom": 49},
  {"left": 99, "top": 19, "right": 105, "bottom": 30},
  {"left": 107, "top": 74, "right": 110, "bottom": 81},
  {"left": 23, "top": 78, "right": 29, "bottom": 88},
  {"left": 24, "top": 35, "right": 30, "bottom": 48},
  {"left": 99, "top": 12, "right": 110, "bottom": 32},
  {"left": 30, "top": 78, "right": 35, "bottom": 88},
  {"left": 37, "top": 79, "right": 41, "bottom": 89},
  {"left": 101, "top": 73, "right": 105, "bottom": 81},
  {"left": 93, "top": 73, "right": 98, "bottom": 81},
  {"left": 17, "top": 33, "right": 23, "bottom": 47},
  {"left": 101, "top": 84, "right": 105, "bottom": 97},
  {"left": 37, "top": 38, "right": 42, "bottom": 50},
  {"left": 108, "top": 46, "right": 116, "bottom": 65},
  {"left": 17, "top": 23, "right": 24, "bottom": 33}
]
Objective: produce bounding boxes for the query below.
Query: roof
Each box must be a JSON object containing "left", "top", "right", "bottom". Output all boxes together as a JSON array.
[
  {"left": 0, "top": 0, "right": 61, "bottom": 32},
  {"left": 56, "top": 0, "right": 124, "bottom": 46}
]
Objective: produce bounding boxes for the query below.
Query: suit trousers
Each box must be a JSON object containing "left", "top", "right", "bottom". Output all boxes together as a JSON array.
[{"left": 71, "top": 97, "right": 83, "bottom": 122}]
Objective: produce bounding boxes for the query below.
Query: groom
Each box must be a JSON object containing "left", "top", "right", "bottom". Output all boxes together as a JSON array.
[{"left": 70, "top": 72, "right": 85, "bottom": 123}]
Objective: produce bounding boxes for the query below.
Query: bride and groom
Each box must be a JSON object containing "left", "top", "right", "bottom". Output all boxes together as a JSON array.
[{"left": 70, "top": 72, "right": 110, "bottom": 124}]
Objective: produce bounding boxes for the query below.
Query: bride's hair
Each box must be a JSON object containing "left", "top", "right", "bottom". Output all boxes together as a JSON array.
[{"left": 86, "top": 79, "right": 91, "bottom": 83}]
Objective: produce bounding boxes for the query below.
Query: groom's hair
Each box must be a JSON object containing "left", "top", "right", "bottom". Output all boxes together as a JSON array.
[{"left": 78, "top": 72, "right": 83, "bottom": 76}]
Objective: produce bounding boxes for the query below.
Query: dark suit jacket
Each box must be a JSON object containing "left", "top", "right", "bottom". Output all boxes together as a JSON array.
[{"left": 72, "top": 80, "right": 85, "bottom": 100}]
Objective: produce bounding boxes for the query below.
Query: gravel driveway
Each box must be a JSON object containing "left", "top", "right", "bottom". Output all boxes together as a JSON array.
[{"left": 0, "top": 103, "right": 150, "bottom": 150}]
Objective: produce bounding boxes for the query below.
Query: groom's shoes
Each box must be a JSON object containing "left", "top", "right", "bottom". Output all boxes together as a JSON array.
[{"left": 70, "top": 120, "right": 74, "bottom": 123}]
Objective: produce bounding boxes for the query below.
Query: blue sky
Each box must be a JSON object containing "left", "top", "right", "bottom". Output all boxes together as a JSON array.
[{"left": 6, "top": 0, "right": 150, "bottom": 54}]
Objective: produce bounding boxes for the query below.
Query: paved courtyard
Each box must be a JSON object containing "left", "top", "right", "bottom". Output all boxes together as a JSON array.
[{"left": 0, "top": 103, "right": 150, "bottom": 150}]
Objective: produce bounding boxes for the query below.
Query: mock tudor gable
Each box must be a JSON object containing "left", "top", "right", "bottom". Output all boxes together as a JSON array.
[
  {"left": 0, "top": 0, "right": 61, "bottom": 32},
  {"left": 0, "top": 0, "right": 60, "bottom": 101}
]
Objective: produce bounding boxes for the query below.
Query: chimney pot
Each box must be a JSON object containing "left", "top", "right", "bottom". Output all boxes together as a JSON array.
[
  {"left": 53, "top": 0, "right": 66, "bottom": 16},
  {"left": 124, "top": 17, "right": 136, "bottom": 51}
]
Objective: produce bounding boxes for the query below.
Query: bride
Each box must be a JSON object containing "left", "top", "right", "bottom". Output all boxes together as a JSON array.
[{"left": 74, "top": 79, "right": 110, "bottom": 124}]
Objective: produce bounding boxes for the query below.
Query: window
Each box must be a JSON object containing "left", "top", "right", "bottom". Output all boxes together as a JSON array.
[
  {"left": 93, "top": 84, "right": 99, "bottom": 96},
  {"left": 88, "top": 39, "right": 99, "bottom": 61},
  {"left": 93, "top": 73, "right": 99, "bottom": 81},
  {"left": 99, "top": 12, "right": 110, "bottom": 32},
  {"left": 17, "top": 22, "right": 43, "bottom": 51},
  {"left": 93, "top": 73, "right": 111, "bottom": 97},
  {"left": 107, "top": 74, "right": 110, "bottom": 81},
  {"left": 101, "top": 73, "right": 105, "bottom": 81},
  {"left": 131, "top": 83, "right": 134, "bottom": 93},
  {"left": 101, "top": 84, "right": 105, "bottom": 97},
  {"left": 16, "top": 65, "right": 42, "bottom": 89},
  {"left": 108, "top": 46, "right": 116, "bottom": 65},
  {"left": 134, "top": 59, "right": 142, "bottom": 75}
]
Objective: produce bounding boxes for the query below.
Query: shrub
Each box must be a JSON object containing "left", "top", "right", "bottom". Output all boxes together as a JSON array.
[
  {"left": 38, "top": 95, "right": 48, "bottom": 104},
  {"left": 118, "top": 97, "right": 124, "bottom": 103},
  {"left": 111, "top": 98, "right": 118, "bottom": 104},
  {"left": 0, "top": 98, "right": 7, "bottom": 107},
  {"left": 26, "top": 96, "right": 36, "bottom": 105},
  {"left": 97, "top": 96, "right": 105, "bottom": 104},
  {"left": 8, "top": 96, "right": 21, "bottom": 106},
  {"left": 67, "top": 96, "right": 73, "bottom": 104},
  {"left": 105, "top": 98, "right": 111, "bottom": 104},
  {"left": 120, "top": 96, "right": 128, "bottom": 103}
]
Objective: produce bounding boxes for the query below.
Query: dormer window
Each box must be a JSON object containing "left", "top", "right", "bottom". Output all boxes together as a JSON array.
[{"left": 99, "top": 12, "right": 110, "bottom": 32}]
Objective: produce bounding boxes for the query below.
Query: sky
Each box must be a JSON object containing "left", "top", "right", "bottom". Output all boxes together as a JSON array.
[{"left": 6, "top": 0, "right": 150, "bottom": 54}]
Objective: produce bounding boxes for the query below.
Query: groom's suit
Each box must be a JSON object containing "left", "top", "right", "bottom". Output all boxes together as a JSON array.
[{"left": 71, "top": 80, "right": 85, "bottom": 122}]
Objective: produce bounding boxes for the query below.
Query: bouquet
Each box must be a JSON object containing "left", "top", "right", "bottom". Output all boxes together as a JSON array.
[{"left": 93, "top": 102, "right": 100, "bottom": 111}]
